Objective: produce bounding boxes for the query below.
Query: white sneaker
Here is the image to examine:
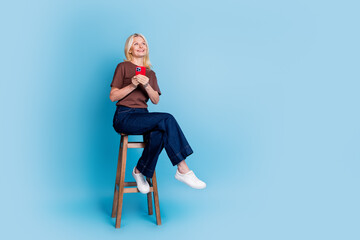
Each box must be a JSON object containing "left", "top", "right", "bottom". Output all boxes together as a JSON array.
[
  {"left": 132, "top": 167, "right": 150, "bottom": 194},
  {"left": 175, "top": 169, "right": 206, "bottom": 189}
]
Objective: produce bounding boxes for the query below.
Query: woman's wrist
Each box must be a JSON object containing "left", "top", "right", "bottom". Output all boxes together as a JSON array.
[
  {"left": 143, "top": 82, "right": 149, "bottom": 88},
  {"left": 131, "top": 83, "right": 138, "bottom": 89}
]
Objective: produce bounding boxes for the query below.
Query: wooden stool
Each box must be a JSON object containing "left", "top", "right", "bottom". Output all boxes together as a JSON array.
[{"left": 111, "top": 133, "right": 161, "bottom": 228}]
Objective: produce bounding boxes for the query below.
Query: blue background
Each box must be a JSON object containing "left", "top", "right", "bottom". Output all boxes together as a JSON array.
[{"left": 1, "top": 0, "right": 359, "bottom": 239}]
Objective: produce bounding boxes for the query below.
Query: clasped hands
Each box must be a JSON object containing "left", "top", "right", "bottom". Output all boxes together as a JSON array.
[{"left": 131, "top": 75, "right": 149, "bottom": 88}]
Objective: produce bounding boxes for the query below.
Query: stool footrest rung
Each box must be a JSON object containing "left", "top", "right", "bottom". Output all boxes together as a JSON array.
[
  {"left": 116, "top": 182, "right": 153, "bottom": 187},
  {"left": 116, "top": 182, "right": 154, "bottom": 193},
  {"left": 123, "top": 187, "right": 154, "bottom": 193},
  {"left": 125, "top": 142, "right": 146, "bottom": 148}
]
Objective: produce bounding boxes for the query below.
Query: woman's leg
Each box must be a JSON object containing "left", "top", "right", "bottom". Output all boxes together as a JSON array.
[
  {"left": 114, "top": 110, "right": 193, "bottom": 178},
  {"left": 176, "top": 160, "right": 190, "bottom": 173},
  {"left": 137, "top": 113, "right": 193, "bottom": 177},
  {"left": 136, "top": 129, "right": 166, "bottom": 178}
]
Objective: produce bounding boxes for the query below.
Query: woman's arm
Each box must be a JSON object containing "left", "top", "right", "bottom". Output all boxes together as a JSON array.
[
  {"left": 136, "top": 75, "right": 160, "bottom": 104},
  {"left": 109, "top": 85, "right": 136, "bottom": 102},
  {"left": 109, "top": 76, "right": 139, "bottom": 102},
  {"left": 144, "top": 84, "right": 160, "bottom": 104}
]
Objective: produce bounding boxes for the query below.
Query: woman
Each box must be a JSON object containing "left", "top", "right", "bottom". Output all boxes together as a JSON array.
[{"left": 110, "top": 33, "right": 206, "bottom": 193}]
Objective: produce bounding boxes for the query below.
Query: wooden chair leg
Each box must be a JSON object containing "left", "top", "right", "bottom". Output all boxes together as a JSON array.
[
  {"left": 152, "top": 171, "right": 161, "bottom": 225},
  {"left": 112, "top": 134, "right": 162, "bottom": 228},
  {"left": 112, "top": 137, "right": 124, "bottom": 218},
  {"left": 111, "top": 184, "right": 118, "bottom": 218},
  {"left": 115, "top": 135, "right": 128, "bottom": 228},
  {"left": 146, "top": 177, "right": 153, "bottom": 215}
]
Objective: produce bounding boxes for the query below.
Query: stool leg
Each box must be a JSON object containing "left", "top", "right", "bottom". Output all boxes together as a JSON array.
[
  {"left": 112, "top": 136, "right": 124, "bottom": 218},
  {"left": 115, "top": 135, "right": 128, "bottom": 228},
  {"left": 146, "top": 177, "right": 153, "bottom": 215},
  {"left": 152, "top": 171, "right": 161, "bottom": 225}
]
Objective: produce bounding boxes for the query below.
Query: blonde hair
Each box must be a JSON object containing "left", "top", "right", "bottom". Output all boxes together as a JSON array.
[{"left": 124, "top": 33, "right": 152, "bottom": 69}]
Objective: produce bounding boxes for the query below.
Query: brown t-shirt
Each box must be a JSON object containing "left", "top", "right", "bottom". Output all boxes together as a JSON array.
[{"left": 110, "top": 61, "right": 161, "bottom": 108}]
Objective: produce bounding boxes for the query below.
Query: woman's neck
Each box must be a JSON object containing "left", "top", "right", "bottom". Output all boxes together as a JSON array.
[{"left": 130, "top": 57, "right": 144, "bottom": 66}]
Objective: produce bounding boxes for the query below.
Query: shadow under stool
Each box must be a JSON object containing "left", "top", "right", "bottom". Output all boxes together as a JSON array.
[{"left": 111, "top": 133, "right": 161, "bottom": 228}]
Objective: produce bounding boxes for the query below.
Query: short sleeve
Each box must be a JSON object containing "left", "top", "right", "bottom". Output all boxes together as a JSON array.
[
  {"left": 151, "top": 71, "right": 162, "bottom": 95},
  {"left": 110, "top": 63, "right": 124, "bottom": 88}
]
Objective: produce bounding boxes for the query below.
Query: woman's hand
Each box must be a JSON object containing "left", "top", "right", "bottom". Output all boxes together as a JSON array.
[
  {"left": 131, "top": 75, "right": 140, "bottom": 87},
  {"left": 136, "top": 75, "right": 150, "bottom": 87}
]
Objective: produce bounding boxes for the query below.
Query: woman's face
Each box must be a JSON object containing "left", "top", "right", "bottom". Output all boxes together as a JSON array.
[{"left": 130, "top": 36, "right": 147, "bottom": 58}]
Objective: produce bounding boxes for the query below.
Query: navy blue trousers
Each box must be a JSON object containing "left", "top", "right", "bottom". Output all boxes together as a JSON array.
[{"left": 112, "top": 105, "right": 193, "bottom": 178}]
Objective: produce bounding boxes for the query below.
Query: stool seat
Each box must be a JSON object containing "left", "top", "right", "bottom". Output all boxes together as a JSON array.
[{"left": 111, "top": 133, "right": 161, "bottom": 228}]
